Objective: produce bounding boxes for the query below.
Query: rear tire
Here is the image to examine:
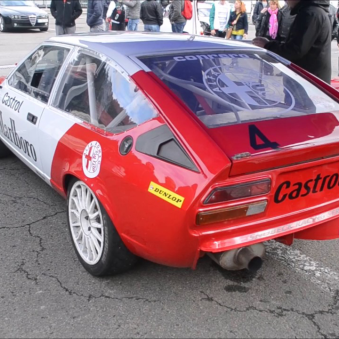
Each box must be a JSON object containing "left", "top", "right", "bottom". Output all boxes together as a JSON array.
[
  {"left": 0, "top": 140, "right": 11, "bottom": 158},
  {"left": 67, "top": 179, "right": 138, "bottom": 276}
]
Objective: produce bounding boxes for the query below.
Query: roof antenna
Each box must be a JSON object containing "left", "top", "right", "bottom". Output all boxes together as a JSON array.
[{"left": 188, "top": 35, "right": 195, "bottom": 41}]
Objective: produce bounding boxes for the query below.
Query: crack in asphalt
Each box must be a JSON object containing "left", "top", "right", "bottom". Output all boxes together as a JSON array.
[
  {"left": 6, "top": 211, "right": 66, "bottom": 286},
  {"left": 0, "top": 211, "right": 66, "bottom": 230},
  {"left": 41, "top": 273, "right": 160, "bottom": 304},
  {"left": 0, "top": 192, "right": 56, "bottom": 207},
  {"left": 200, "top": 290, "right": 339, "bottom": 338},
  {"left": 14, "top": 260, "right": 38, "bottom": 285}
]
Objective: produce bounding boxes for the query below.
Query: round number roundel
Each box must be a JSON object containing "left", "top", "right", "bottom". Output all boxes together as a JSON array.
[{"left": 82, "top": 141, "right": 102, "bottom": 178}]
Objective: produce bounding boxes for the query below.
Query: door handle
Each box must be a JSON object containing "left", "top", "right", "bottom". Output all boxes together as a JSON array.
[{"left": 27, "top": 113, "right": 38, "bottom": 125}]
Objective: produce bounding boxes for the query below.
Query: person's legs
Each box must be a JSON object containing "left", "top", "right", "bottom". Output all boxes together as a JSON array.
[
  {"left": 127, "top": 18, "right": 139, "bottom": 31},
  {"left": 90, "top": 24, "right": 104, "bottom": 32},
  {"left": 172, "top": 22, "right": 186, "bottom": 33},
  {"left": 235, "top": 35, "right": 243, "bottom": 40},
  {"left": 144, "top": 24, "right": 160, "bottom": 32},
  {"left": 55, "top": 25, "right": 65, "bottom": 35},
  {"left": 65, "top": 26, "right": 76, "bottom": 34}
]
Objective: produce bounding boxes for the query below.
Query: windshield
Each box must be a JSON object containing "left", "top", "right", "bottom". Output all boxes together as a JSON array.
[
  {"left": 0, "top": 1, "right": 31, "bottom": 6},
  {"left": 138, "top": 51, "right": 339, "bottom": 128}
]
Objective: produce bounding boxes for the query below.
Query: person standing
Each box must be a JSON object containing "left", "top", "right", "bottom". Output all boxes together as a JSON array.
[
  {"left": 253, "top": 0, "right": 332, "bottom": 84},
  {"left": 227, "top": 0, "right": 248, "bottom": 40},
  {"left": 122, "top": 0, "right": 141, "bottom": 31},
  {"left": 252, "top": 0, "right": 268, "bottom": 36},
  {"left": 50, "top": 0, "right": 82, "bottom": 35},
  {"left": 209, "top": 0, "right": 233, "bottom": 38},
  {"left": 140, "top": 0, "right": 163, "bottom": 32},
  {"left": 257, "top": 0, "right": 282, "bottom": 41},
  {"left": 279, "top": 3, "right": 296, "bottom": 42},
  {"left": 329, "top": 3, "right": 338, "bottom": 40},
  {"left": 169, "top": 0, "right": 186, "bottom": 33},
  {"left": 87, "top": 0, "right": 105, "bottom": 32},
  {"left": 107, "top": 1, "right": 126, "bottom": 30},
  {"left": 103, "top": 0, "right": 111, "bottom": 31}
]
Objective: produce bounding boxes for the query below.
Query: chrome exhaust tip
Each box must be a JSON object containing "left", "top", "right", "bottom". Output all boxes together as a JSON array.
[{"left": 207, "top": 243, "right": 265, "bottom": 272}]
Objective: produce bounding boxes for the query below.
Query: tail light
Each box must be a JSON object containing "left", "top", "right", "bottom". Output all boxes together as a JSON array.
[
  {"left": 204, "top": 179, "right": 271, "bottom": 205},
  {"left": 196, "top": 200, "right": 268, "bottom": 225}
]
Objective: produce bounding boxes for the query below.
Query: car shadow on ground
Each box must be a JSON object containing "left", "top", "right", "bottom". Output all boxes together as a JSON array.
[{"left": 3, "top": 29, "right": 47, "bottom": 34}]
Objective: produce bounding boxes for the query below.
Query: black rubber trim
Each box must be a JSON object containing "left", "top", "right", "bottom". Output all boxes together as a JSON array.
[{"left": 135, "top": 125, "right": 199, "bottom": 172}]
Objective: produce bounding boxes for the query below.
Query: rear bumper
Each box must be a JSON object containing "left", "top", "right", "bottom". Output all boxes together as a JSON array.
[
  {"left": 198, "top": 205, "right": 339, "bottom": 254},
  {"left": 122, "top": 200, "right": 339, "bottom": 270}
]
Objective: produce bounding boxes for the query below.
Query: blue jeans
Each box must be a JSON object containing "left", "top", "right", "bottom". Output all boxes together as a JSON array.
[
  {"left": 171, "top": 22, "right": 186, "bottom": 33},
  {"left": 144, "top": 24, "right": 160, "bottom": 32},
  {"left": 127, "top": 18, "right": 139, "bottom": 31},
  {"left": 231, "top": 35, "right": 243, "bottom": 40}
]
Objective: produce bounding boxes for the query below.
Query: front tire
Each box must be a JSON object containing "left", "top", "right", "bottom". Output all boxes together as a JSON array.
[
  {"left": 67, "top": 179, "right": 137, "bottom": 276},
  {"left": 0, "top": 16, "right": 8, "bottom": 32},
  {"left": 40, "top": 26, "right": 48, "bottom": 32}
]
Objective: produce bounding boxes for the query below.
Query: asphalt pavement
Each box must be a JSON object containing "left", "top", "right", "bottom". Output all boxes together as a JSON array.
[{"left": 0, "top": 11, "right": 339, "bottom": 339}]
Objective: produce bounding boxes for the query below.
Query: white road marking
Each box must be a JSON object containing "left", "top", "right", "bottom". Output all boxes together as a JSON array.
[
  {"left": 0, "top": 65, "right": 15, "bottom": 69},
  {"left": 266, "top": 241, "right": 339, "bottom": 294}
]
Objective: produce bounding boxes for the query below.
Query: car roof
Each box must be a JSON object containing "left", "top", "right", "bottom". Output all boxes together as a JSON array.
[{"left": 48, "top": 32, "right": 262, "bottom": 75}]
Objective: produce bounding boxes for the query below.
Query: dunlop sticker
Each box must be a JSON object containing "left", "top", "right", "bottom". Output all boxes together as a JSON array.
[{"left": 148, "top": 181, "right": 184, "bottom": 208}]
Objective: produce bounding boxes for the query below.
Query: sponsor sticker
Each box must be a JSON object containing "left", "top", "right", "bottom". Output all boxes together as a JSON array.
[
  {"left": 0, "top": 111, "right": 37, "bottom": 161},
  {"left": 2, "top": 92, "right": 24, "bottom": 113},
  {"left": 203, "top": 65, "right": 294, "bottom": 114},
  {"left": 82, "top": 141, "right": 102, "bottom": 178},
  {"left": 148, "top": 181, "right": 184, "bottom": 208}
]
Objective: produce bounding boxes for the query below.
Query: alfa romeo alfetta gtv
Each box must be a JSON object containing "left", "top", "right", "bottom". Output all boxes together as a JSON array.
[{"left": 1, "top": 32, "right": 339, "bottom": 276}]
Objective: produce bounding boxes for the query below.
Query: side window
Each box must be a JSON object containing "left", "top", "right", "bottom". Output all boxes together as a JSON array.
[
  {"left": 53, "top": 52, "right": 158, "bottom": 133},
  {"left": 8, "top": 46, "right": 69, "bottom": 104}
]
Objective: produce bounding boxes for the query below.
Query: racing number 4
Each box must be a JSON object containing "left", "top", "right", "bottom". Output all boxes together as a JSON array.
[{"left": 249, "top": 125, "right": 279, "bottom": 150}]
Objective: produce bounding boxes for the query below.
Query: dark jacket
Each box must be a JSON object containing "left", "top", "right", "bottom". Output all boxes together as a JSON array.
[
  {"left": 257, "top": 9, "right": 283, "bottom": 40},
  {"left": 228, "top": 11, "right": 248, "bottom": 34},
  {"left": 86, "top": 0, "right": 104, "bottom": 28},
  {"left": 329, "top": 4, "right": 339, "bottom": 40},
  {"left": 252, "top": 1, "right": 264, "bottom": 24},
  {"left": 169, "top": 0, "right": 186, "bottom": 24},
  {"left": 102, "top": 0, "right": 111, "bottom": 19},
  {"left": 329, "top": 4, "right": 337, "bottom": 28},
  {"left": 140, "top": 0, "right": 163, "bottom": 26},
  {"left": 265, "top": 0, "right": 331, "bottom": 84},
  {"left": 279, "top": 5, "right": 296, "bottom": 42},
  {"left": 50, "top": 0, "right": 82, "bottom": 27}
]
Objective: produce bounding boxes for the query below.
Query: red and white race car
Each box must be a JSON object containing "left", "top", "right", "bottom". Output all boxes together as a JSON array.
[{"left": 1, "top": 32, "right": 339, "bottom": 276}]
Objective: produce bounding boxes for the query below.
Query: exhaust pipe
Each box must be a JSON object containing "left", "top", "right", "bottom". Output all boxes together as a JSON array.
[{"left": 207, "top": 243, "right": 265, "bottom": 272}]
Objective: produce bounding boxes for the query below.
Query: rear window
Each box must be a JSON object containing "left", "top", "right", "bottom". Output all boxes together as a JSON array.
[{"left": 138, "top": 51, "right": 339, "bottom": 128}]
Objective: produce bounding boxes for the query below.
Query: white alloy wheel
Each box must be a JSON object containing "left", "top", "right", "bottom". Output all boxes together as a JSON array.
[{"left": 68, "top": 181, "right": 104, "bottom": 265}]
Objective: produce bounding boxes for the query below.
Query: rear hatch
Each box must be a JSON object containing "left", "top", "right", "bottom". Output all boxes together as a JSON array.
[{"left": 138, "top": 49, "right": 339, "bottom": 176}]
